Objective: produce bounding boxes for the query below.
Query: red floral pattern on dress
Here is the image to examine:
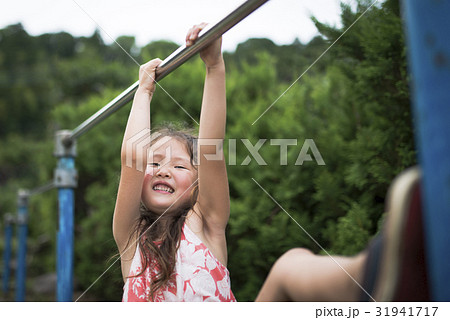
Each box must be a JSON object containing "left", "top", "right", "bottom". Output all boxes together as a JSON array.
[{"left": 122, "top": 224, "right": 236, "bottom": 302}]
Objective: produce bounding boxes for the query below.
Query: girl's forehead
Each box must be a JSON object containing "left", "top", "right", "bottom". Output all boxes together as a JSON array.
[{"left": 149, "top": 138, "right": 190, "bottom": 160}]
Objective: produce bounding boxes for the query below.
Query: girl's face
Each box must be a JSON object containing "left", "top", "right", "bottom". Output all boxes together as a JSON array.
[{"left": 142, "top": 137, "right": 197, "bottom": 214}]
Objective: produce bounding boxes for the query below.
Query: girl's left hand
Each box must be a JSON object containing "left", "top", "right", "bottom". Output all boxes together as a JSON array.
[{"left": 186, "top": 22, "right": 223, "bottom": 68}]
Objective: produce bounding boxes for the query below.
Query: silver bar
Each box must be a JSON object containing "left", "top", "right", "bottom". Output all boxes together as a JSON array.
[
  {"left": 29, "top": 181, "right": 55, "bottom": 196},
  {"left": 67, "top": 0, "right": 269, "bottom": 142}
]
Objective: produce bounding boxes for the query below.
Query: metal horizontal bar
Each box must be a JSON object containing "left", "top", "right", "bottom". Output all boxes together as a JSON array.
[
  {"left": 66, "top": 0, "right": 269, "bottom": 143},
  {"left": 29, "top": 181, "right": 55, "bottom": 197}
]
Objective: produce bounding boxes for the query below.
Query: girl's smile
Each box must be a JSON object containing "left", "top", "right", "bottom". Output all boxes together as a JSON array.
[{"left": 152, "top": 181, "right": 175, "bottom": 194}]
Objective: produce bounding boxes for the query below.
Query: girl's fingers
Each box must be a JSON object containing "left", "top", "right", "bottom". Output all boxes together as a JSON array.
[
  {"left": 138, "top": 58, "right": 162, "bottom": 93},
  {"left": 186, "top": 26, "right": 195, "bottom": 43},
  {"left": 142, "top": 59, "right": 161, "bottom": 72},
  {"left": 186, "top": 23, "right": 208, "bottom": 46},
  {"left": 140, "top": 59, "right": 162, "bottom": 82},
  {"left": 191, "top": 22, "right": 207, "bottom": 40}
]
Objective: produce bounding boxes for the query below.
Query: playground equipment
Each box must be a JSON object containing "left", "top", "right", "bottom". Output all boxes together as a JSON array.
[
  {"left": 402, "top": 0, "right": 450, "bottom": 301},
  {"left": 2, "top": 182, "right": 55, "bottom": 301},
  {"left": 2, "top": 213, "right": 14, "bottom": 295},
  {"left": 2, "top": 0, "right": 449, "bottom": 302}
]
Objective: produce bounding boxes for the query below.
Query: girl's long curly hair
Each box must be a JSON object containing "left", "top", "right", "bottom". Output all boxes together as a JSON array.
[{"left": 128, "top": 124, "right": 198, "bottom": 301}]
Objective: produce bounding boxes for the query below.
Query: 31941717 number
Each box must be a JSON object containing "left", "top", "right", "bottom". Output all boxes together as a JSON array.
[{"left": 376, "top": 307, "right": 438, "bottom": 317}]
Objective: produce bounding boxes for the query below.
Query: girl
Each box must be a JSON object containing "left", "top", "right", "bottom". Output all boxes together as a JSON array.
[{"left": 113, "top": 23, "right": 235, "bottom": 302}]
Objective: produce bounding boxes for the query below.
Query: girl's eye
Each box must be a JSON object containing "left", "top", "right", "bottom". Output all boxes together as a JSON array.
[
  {"left": 175, "top": 165, "right": 187, "bottom": 169},
  {"left": 149, "top": 163, "right": 160, "bottom": 167}
]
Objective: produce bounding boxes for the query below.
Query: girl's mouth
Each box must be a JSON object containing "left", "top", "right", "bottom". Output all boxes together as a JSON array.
[{"left": 152, "top": 184, "right": 174, "bottom": 194}]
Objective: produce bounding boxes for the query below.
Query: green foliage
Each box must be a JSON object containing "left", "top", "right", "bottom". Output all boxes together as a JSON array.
[
  {"left": 0, "top": 0, "right": 416, "bottom": 302},
  {"left": 141, "top": 40, "right": 179, "bottom": 61}
]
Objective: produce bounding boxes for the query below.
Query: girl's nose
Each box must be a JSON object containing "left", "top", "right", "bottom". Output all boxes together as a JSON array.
[{"left": 156, "top": 165, "right": 171, "bottom": 178}]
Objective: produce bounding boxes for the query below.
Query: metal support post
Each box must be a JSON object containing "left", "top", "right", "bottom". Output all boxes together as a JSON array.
[
  {"left": 402, "top": 0, "right": 450, "bottom": 301},
  {"left": 15, "top": 190, "right": 29, "bottom": 301},
  {"left": 54, "top": 130, "right": 78, "bottom": 301},
  {"left": 2, "top": 213, "right": 14, "bottom": 294}
]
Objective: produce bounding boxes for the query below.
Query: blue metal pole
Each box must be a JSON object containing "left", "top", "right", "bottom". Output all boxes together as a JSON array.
[
  {"left": 15, "top": 190, "right": 29, "bottom": 301},
  {"left": 56, "top": 158, "right": 75, "bottom": 301},
  {"left": 54, "top": 130, "right": 77, "bottom": 302},
  {"left": 2, "top": 213, "right": 14, "bottom": 294},
  {"left": 402, "top": 0, "right": 450, "bottom": 301}
]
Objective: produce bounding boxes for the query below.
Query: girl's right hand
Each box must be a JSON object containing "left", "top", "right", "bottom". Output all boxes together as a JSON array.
[
  {"left": 138, "top": 58, "right": 162, "bottom": 95},
  {"left": 186, "top": 23, "right": 223, "bottom": 69}
]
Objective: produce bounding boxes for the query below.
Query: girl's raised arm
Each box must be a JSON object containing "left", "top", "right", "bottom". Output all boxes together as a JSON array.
[
  {"left": 188, "top": 24, "right": 230, "bottom": 236},
  {"left": 113, "top": 59, "right": 161, "bottom": 261}
]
